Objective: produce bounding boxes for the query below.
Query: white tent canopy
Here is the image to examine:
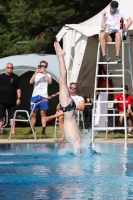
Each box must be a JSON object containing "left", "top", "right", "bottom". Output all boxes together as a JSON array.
[
  {"left": 56, "top": 0, "right": 133, "bottom": 97},
  {"left": 0, "top": 54, "right": 59, "bottom": 82}
]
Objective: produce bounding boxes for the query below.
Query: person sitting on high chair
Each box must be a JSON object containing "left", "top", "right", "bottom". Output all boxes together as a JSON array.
[
  {"left": 114, "top": 85, "right": 133, "bottom": 134},
  {"left": 100, "top": 1, "right": 132, "bottom": 63}
]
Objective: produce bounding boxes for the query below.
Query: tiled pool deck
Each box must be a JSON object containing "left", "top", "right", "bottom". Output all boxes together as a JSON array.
[{"left": 0, "top": 138, "right": 133, "bottom": 144}]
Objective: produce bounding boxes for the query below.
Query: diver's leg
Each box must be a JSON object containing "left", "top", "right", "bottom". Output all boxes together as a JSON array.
[
  {"left": 54, "top": 42, "right": 81, "bottom": 149},
  {"left": 54, "top": 42, "right": 71, "bottom": 107}
]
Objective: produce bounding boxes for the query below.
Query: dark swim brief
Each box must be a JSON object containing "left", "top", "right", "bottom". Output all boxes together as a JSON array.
[{"left": 60, "top": 99, "right": 76, "bottom": 112}]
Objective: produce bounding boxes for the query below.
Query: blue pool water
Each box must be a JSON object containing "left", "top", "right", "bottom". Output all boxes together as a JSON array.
[{"left": 0, "top": 143, "right": 133, "bottom": 200}]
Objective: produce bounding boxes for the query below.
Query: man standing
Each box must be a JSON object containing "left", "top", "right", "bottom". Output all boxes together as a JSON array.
[
  {"left": 46, "top": 82, "right": 85, "bottom": 141},
  {"left": 0, "top": 63, "right": 21, "bottom": 134},
  {"left": 114, "top": 85, "right": 133, "bottom": 134},
  {"left": 28, "top": 60, "right": 52, "bottom": 135},
  {"left": 100, "top": 1, "right": 132, "bottom": 62}
]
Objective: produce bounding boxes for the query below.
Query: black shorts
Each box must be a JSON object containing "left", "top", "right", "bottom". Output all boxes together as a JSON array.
[
  {"left": 60, "top": 99, "right": 76, "bottom": 112},
  {"left": 109, "top": 32, "right": 116, "bottom": 42},
  {"left": 0, "top": 102, "right": 16, "bottom": 119},
  {"left": 109, "top": 32, "right": 126, "bottom": 41}
]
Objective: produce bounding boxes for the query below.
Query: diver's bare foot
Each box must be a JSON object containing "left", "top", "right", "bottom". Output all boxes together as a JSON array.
[
  {"left": 45, "top": 116, "right": 54, "bottom": 122},
  {"left": 54, "top": 42, "right": 66, "bottom": 56},
  {"left": 55, "top": 137, "right": 65, "bottom": 142}
]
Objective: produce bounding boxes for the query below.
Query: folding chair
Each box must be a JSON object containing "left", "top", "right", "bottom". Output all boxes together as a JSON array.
[
  {"left": 1, "top": 109, "right": 8, "bottom": 134},
  {"left": 9, "top": 109, "right": 36, "bottom": 140},
  {"left": 2, "top": 109, "right": 8, "bottom": 128},
  {"left": 76, "top": 110, "right": 85, "bottom": 130},
  {"left": 54, "top": 116, "right": 60, "bottom": 140}
]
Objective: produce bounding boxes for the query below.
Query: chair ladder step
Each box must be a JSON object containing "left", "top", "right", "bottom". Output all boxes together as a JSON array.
[
  {"left": 98, "top": 62, "right": 123, "bottom": 64},
  {"left": 96, "top": 75, "right": 123, "bottom": 77}
]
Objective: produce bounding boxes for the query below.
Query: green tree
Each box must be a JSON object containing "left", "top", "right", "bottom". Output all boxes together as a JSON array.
[{"left": 0, "top": 0, "right": 110, "bottom": 57}]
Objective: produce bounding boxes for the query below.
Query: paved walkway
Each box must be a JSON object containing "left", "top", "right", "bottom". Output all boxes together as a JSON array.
[{"left": 1, "top": 138, "right": 133, "bottom": 144}]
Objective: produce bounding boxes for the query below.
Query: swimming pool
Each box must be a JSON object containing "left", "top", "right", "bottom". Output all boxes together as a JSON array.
[{"left": 0, "top": 143, "right": 133, "bottom": 200}]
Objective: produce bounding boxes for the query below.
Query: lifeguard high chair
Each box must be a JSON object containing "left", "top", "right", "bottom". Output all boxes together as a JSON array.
[{"left": 92, "top": 30, "right": 133, "bottom": 143}]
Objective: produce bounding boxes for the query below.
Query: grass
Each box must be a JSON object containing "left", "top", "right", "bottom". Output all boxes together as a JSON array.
[
  {"left": 0, "top": 126, "right": 61, "bottom": 140},
  {"left": 95, "top": 132, "right": 125, "bottom": 138},
  {"left": 0, "top": 126, "right": 133, "bottom": 140},
  {"left": 95, "top": 131, "right": 133, "bottom": 139}
]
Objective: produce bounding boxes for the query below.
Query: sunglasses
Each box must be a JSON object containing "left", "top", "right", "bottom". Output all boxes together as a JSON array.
[
  {"left": 69, "top": 86, "right": 77, "bottom": 90},
  {"left": 38, "top": 65, "right": 47, "bottom": 68},
  {"left": 7, "top": 67, "right": 13, "bottom": 69},
  {"left": 111, "top": 7, "right": 117, "bottom": 11}
]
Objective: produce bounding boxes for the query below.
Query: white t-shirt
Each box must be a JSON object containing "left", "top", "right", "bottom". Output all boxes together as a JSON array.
[
  {"left": 71, "top": 95, "right": 84, "bottom": 106},
  {"left": 32, "top": 73, "right": 51, "bottom": 97},
  {"left": 104, "top": 9, "right": 129, "bottom": 34}
]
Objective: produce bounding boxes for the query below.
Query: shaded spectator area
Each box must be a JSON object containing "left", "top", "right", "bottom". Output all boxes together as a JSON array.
[{"left": 0, "top": 54, "right": 59, "bottom": 125}]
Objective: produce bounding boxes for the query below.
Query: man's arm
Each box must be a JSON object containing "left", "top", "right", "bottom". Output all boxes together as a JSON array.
[
  {"left": 56, "top": 103, "right": 61, "bottom": 111},
  {"left": 29, "top": 69, "right": 39, "bottom": 84},
  {"left": 127, "top": 96, "right": 133, "bottom": 113},
  {"left": 127, "top": 104, "right": 132, "bottom": 113},
  {"left": 101, "top": 12, "right": 106, "bottom": 30},
  {"left": 42, "top": 72, "right": 52, "bottom": 84},
  {"left": 16, "top": 89, "right": 21, "bottom": 105},
  {"left": 76, "top": 100, "right": 85, "bottom": 111},
  {"left": 53, "top": 103, "right": 63, "bottom": 118},
  {"left": 125, "top": 17, "right": 132, "bottom": 30}
]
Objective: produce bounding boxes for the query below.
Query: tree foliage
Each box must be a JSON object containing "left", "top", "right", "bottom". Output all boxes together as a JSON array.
[{"left": 0, "top": 0, "right": 110, "bottom": 58}]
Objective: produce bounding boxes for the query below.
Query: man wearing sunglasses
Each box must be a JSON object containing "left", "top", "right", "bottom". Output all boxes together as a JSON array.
[
  {"left": 100, "top": 1, "right": 132, "bottom": 63},
  {"left": 46, "top": 82, "right": 85, "bottom": 141},
  {"left": 0, "top": 63, "right": 21, "bottom": 134},
  {"left": 28, "top": 60, "right": 52, "bottom": 135}
]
